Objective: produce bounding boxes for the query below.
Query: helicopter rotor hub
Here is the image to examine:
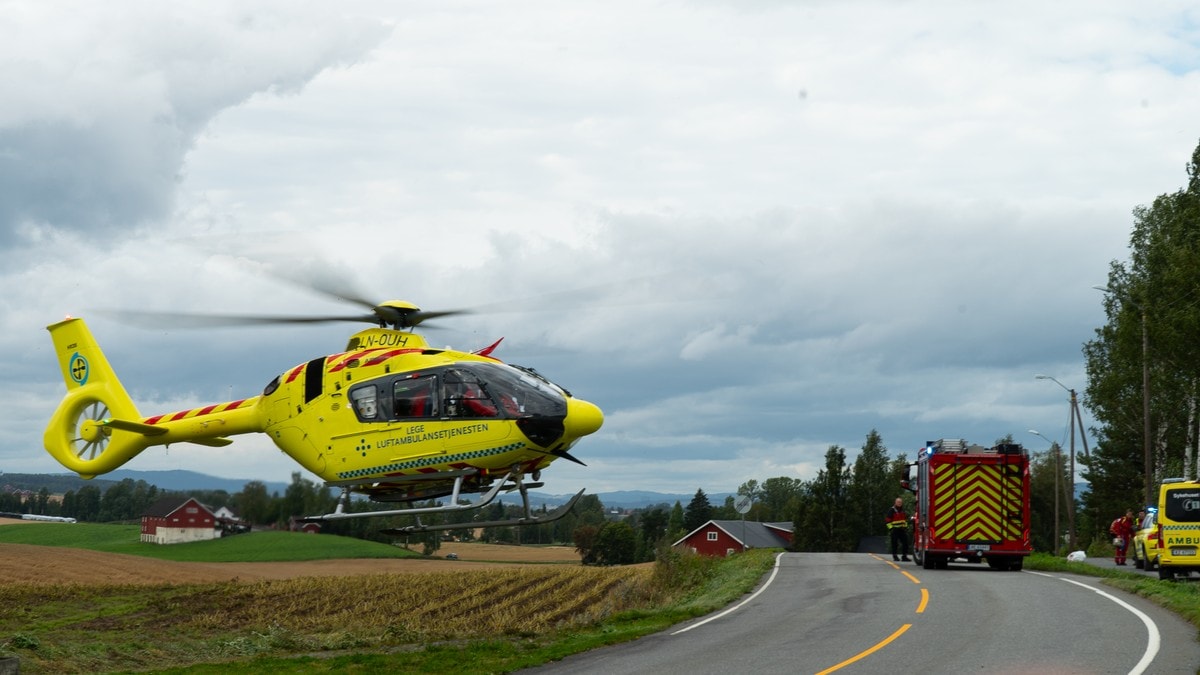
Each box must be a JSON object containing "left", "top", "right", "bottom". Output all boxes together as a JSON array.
[{"left": 79, "top": 419, "right": 108, "bottom": 444}]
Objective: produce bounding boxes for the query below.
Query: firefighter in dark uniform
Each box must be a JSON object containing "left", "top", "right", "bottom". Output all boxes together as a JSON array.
[{"left": 886, "top": 497, "right": 910, "bottom": 562}]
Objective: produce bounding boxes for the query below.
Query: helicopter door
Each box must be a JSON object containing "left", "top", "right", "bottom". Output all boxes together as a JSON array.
[
  {"left": 437, "top": 366, "right": 514, "bottom": 454},
  {"left": 393, "top": 375, "right": 437, "bottom": 418},
  {"left": 442, "top": 368, "right": 499, "bottom": 419}
]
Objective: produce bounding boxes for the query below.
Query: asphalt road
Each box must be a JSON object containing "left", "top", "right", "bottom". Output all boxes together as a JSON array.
[
  {"left": 525, "top": 552, "right": 1200, "bottom": 674},
  {"left": 1081, "top": 550, "right": 1196, "bottom": 579}
]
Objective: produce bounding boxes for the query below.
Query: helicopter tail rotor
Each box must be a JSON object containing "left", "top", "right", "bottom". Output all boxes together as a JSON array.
[{"left": 43, "top": 318, "right": 160, "bottom": 478}]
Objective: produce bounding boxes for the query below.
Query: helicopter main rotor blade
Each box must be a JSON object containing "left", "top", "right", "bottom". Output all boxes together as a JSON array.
[
  {"left": 406, "top": 309, "right": 470, "bottom": 326},
  {"left": 99, "top": 309, "right": 380, "bottom": 328},
  {"left": 99, "top": 261, "right": 663, "bottom": 332},
  {"left": 100, "top": 306, "right": 475, "bottom": 330},
  {"left": 217, "top": 255, "right": 383, "bottom": 312}
]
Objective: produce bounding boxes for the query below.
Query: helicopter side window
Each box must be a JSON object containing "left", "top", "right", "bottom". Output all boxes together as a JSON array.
[
  {"left": 442, "top": 368, "right": 499, "bottom": 419},
  {"left": 349, "top": 385, "right": 379, "bottom": 421},
  {"left": 394, "top": 375, "right": 436, "bottom": 418}
]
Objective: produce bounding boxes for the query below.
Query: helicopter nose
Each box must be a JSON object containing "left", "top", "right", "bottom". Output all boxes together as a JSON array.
[{"left": 563, "top": 397, "right": 604, "bottom": 438}]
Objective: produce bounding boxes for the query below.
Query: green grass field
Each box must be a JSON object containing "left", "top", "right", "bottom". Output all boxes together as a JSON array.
[{"left": 0, "top": 522, "right": 421, "bottom": 562}]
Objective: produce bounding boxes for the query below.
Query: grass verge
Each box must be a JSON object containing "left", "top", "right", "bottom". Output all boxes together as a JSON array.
[{"left": 1025, "top": 552, "right": 1200, "bottom": 635}]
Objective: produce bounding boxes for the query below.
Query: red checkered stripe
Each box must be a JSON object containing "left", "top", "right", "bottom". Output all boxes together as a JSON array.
[{"left": 143, "top": 398, "right": 257, "bottom": 425}]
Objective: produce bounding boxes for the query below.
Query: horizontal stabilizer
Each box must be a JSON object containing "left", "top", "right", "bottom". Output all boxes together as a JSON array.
[
  {"left": 102, "top": 419, "right": 169, "bottom": 436},
  {"left": 93, "top": 418, "right": 230, "bottom": 450}
]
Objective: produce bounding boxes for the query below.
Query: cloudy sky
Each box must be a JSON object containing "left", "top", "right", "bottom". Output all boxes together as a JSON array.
[{"left": 3, "top": 1, "right": 1199, "bottom": 498}]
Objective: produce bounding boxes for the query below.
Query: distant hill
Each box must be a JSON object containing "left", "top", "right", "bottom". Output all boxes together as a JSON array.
[
  {"left": 521, "top": 489, "right": 734, "bottom": 510},
  {"left": 4, "top": 470, "right": 727, "bottom": 509},
  {"left": 1, "top": 470, "right": 289, "bottom": 496},
  {"left": 107, "top": 470, "right": 290, "bottom": 496},
  {"left": 1, "top": 472, "right": 117, "bottom": 494}
]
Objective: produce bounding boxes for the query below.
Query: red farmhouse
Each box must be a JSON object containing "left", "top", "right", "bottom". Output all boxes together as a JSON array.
[
  {"left": 141, "top": 496, "right": 217, "bottom": 545},
  {"left": 674, "top": 519, "right": 794, "bottom": 557}
]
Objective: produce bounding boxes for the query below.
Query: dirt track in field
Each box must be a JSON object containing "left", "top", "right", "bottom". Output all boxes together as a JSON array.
[{"left": 0, "top": 518, "right": 580, "bottom": 585}]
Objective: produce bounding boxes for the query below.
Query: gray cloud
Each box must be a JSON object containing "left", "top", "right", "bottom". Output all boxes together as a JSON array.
[
  {"left": 0, "top": 3, "right": 389, "bottom": 245},
  {"left": 3, "top": 1, "right": 1198, "bottom": 497}
]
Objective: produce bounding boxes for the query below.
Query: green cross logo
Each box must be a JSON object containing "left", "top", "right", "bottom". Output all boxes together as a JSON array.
[{"left": 69, "top": 353, "right": 89, "bottom": 386}]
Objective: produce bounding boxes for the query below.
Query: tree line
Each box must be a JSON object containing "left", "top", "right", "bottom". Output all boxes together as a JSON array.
[
  {"left": 7, "top": 424, "right": 1075, "bottom": 561},
  {"left": 670, "top": 430, "right": 1067, "bottom": 554}
]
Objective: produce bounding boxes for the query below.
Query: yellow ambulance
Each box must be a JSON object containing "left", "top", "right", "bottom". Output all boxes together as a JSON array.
[{"left": 1156, "top": 478, "right": 1200, "bottom": 580}]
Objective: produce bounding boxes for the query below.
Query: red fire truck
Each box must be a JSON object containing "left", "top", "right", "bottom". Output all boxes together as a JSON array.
[{"left": 902, "top": 439, "right": 1032, "bottom": 571}]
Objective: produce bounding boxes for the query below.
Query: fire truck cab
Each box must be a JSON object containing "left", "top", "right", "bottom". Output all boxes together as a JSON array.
[{"left": 902, "top": 439, "right": 1032, "bottom": 571}]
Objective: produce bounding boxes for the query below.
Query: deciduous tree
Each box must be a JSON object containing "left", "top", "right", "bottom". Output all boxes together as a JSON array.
[
  {"left": 593, "top": 521, "right": 638, "bottom": 565},
  {"left": 1085, "top": 138, "right": 1200, "bottom": 533}
]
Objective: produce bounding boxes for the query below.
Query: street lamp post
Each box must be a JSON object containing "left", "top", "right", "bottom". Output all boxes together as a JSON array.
[
  {"left": 1035, "top": 375, "right": 1090, "bottom": 550},
  {"left": 1029, "top": 429, "right": 1061, "bottom": 555}
]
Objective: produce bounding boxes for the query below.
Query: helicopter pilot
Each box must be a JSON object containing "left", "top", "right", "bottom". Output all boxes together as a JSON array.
[{"left": 450, "top": 381, "right": 498, "bottom": 417}]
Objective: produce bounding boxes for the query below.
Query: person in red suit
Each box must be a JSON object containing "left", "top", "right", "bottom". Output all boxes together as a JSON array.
[{"left": 1111, "top": 509, "right": 1136, "bottom": 566}]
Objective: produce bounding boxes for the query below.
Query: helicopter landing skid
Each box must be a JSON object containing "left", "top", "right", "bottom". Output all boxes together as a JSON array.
[
  {"left": 301, "top": 469, "right": 584, "bottom": 533},
  {"left": 381, "top": 488, "right": 584, "bottom": 535}
]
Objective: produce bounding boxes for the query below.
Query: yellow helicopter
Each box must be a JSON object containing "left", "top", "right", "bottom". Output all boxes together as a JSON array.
[{"left": 42, "top": 298, "right": 604, "bottom": 533}]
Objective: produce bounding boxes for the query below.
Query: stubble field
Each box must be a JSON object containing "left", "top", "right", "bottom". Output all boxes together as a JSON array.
[{"left": 0, "top": 519, "right": 672, "bottom": 673}]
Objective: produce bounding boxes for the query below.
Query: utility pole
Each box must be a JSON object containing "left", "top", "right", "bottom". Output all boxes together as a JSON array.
[
  {"left": 1036, "top": 376, "right": 1087, "bottom": 550},
  {"left": 1141, "top": 307, "right": 1152, "bottom": 508}
]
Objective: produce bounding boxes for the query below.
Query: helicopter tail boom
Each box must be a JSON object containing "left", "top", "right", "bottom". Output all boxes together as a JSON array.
[
  {"left": 43, "top": 317, "right": 157, "bottom": 478},
  {"left": 42, "top": 317, "right": 257, "bottom": 478}
]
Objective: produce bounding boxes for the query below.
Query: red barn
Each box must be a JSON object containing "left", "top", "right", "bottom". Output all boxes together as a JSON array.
[
  {"left": 673, "top": 520, "right": 794, "bottom": 557},
  {"left": 141, "top": 497, "right": 217, "bottom": 545}
]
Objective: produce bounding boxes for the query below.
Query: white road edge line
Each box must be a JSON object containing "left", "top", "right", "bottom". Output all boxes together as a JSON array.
[
  {"left": 1027, "top": 571, "right": 1160, "bottom": 675},
  {"left": 670, "top": 551, "right": 785, "bottom": 635}
]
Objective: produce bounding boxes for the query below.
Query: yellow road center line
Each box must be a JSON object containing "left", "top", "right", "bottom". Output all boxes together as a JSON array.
[
  {"left": 916, "top": 588, "right": 929, "bottom": 613},
  {"left": 871, "top": 554, "right": 901, "bottom": 570},
  {"left": 901, "top": 570, "right": 920, "bottom": 584},
  {"left": 815, "top": 623, "right": 912, "bottom": 675}
]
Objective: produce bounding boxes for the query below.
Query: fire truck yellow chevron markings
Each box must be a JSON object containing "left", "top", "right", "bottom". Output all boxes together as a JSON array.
[{"left": 929, "top": 462, "right": 1023, "bottom": 542}]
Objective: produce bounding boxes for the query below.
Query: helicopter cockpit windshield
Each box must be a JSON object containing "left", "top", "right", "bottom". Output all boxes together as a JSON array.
[
  {"left": 466, "top": 362, "right": 567, "bottom": 418},
  {"left": 347, "top": 362, "right": 568, "bottom": 423}
]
